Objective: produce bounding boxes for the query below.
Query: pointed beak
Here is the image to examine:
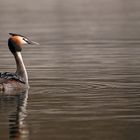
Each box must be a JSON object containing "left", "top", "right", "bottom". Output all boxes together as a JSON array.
[{"left": 28, "top": 40, "right": 39, "bottom": 45}]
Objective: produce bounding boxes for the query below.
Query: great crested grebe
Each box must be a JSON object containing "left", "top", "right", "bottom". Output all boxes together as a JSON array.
[{"left": 0, "top": 33, "right": 39, "bottom": 91}]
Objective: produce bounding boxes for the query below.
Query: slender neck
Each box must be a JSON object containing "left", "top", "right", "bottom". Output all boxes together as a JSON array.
[{"left": 13, "top": 52, "right": 28, "bottom": 85}]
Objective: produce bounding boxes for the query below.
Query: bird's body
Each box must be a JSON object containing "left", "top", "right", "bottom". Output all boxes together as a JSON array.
[{"left": 0, "top": 33, "right": 38, "bottom": 92}]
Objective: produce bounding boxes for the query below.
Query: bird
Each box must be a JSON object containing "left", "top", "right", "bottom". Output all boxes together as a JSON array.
[{"left": 0, "top": 33, "right": 39, "bottom": 92}]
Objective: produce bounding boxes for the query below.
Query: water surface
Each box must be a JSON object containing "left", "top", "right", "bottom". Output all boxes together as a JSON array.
[{"left": 0, "top": 0, "right": 140, "bottom": 140}]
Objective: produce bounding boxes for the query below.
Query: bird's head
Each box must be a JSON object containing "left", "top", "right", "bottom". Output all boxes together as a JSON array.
[{"left": 8, "top": 33, "right": 39, "bottom": 53}]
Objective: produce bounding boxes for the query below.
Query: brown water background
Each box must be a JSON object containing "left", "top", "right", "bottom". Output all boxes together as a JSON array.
[{"left": 0, "top": 0, "right": 140, "bottom": 140}]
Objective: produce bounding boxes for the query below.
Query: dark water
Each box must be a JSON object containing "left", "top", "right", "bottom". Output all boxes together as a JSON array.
[{"left": 0, "top": 0, "right": 140, "bottom": 139}]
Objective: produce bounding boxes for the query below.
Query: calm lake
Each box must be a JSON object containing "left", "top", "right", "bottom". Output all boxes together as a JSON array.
[{"left": 0, "top": 0, "right": 140, "bottom": 140}]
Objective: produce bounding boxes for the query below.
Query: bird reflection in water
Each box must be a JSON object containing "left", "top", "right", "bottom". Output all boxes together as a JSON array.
[{"left": 0, "top": 90, "right": 29, "bottom": 140}]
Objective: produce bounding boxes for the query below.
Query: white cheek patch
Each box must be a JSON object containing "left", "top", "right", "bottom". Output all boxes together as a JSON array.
[{"left": 17, "top": 36, "right": 28, "bottom": 44}]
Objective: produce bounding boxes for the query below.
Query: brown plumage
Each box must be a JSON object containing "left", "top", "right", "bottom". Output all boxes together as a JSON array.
[{"left": 0, "top": 33, "right": 39, "bottom": 92}]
